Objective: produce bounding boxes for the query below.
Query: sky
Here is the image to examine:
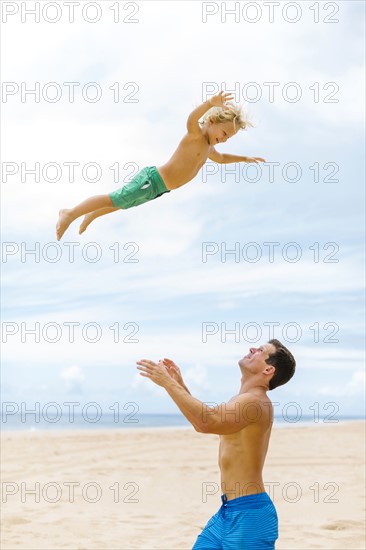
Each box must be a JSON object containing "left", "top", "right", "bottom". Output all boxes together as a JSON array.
[{"left": 1, "top": 0, "right": 365, "bottom": 424}]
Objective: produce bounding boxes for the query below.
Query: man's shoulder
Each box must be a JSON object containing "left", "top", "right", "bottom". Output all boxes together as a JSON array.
[
  {"left": 233, "top": 393, "right": 273, "bottom": 421},
  {"left": 231, "top": 392, "right": 272, "bottom": 405}
]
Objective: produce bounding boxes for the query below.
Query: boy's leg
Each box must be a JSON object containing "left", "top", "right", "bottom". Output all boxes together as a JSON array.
[
  {"left": 79, "top": 206, "right": 121, "bottom": 234},
  {"left": 56, "top": 166, "right": 170, "bottom": 240},
  {"left": 56, "top": 194, "right": 113, "bottom": 240}
]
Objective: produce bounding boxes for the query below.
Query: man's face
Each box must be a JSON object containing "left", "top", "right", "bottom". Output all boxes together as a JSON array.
[
  {"left": 239, "top": 343, "right": 276, "bottom": 373},
  {"left": 207, "top": 120, "right": 238, "bottom": 145}
]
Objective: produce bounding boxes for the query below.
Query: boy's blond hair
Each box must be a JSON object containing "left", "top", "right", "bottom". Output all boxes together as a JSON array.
[{"left": 200, "top": 102, "right": 253, "bottom": 131}]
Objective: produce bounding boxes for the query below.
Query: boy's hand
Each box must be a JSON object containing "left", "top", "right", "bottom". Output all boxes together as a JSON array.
[
  {"left": 209, "top": 91, "right": 234, "bottom": 108},
  {"left": 245, "top": 157, "right": 266, "bottom": 163}
]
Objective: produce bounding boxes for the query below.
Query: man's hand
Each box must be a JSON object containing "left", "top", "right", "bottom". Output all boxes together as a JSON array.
[
  {"left": 209, "top": 91, "right": 234, "bottom": 109},
  {"left": 162, "top": 358, "right": 184, "bottom": 385},
  {"left": 136, "top": 359, "right": 173, "bottom": 388},
  {"left": 162, "top": 358, "right": 191, "bottom": 394}
]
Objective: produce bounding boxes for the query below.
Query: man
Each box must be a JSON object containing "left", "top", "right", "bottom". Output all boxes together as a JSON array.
[{"left": 136, "top": 338, "right": 296, "bottom": 550}]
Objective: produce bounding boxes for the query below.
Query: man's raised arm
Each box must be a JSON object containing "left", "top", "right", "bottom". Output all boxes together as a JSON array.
[{"left": 136, "top": 359, "right": 263, "bottom": 434}]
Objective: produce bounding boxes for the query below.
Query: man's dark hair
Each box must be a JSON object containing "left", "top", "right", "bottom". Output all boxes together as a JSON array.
[{"left": 266, "top": 339, "right": 296, "bottom": 390}]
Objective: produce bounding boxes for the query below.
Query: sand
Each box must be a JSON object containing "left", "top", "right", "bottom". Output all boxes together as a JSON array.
[{"left": 1, "top": 421, "right": 365, "bottom": 549}]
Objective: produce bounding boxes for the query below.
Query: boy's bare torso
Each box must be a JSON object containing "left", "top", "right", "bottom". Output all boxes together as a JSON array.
[
  {"left": 219, "top": 395, "right": 273, "bottom": 500},
  {"left": 158, "top": 130, "right": 212, "bottom": 190}
]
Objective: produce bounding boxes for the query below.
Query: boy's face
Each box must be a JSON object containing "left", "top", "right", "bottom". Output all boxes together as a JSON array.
[{"left": 207, "top": 120, "right": 238, "bottom": 145}]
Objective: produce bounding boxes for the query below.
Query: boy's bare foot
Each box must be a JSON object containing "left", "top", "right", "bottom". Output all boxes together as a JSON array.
[
  {"left": 56, "top": 209, "right": 74, "bottom": 241},
  {"left": 79, "top": 214, "right": 94, "bottom": 235}
]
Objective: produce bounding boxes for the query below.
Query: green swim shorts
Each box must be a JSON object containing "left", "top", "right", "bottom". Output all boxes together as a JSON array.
[{"left": 109, "top": 166, "right": 170, "bottom": 209}]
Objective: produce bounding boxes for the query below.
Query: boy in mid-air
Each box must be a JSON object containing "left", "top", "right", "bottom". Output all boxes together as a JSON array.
[{"left": 56, "top": 91, "right": 265, "bottom": 240}]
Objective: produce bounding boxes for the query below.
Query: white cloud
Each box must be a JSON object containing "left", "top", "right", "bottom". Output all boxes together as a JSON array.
[
  {"left": 318, "top": 370, "right": 366, "bottom": 397},
  {"left": 60, "top": 365, "right": 85, "bottom": 392},
  {"left": 185, "top": 363, "right": 208, "bottom": 391},
  {"left": 346, "top": 370, "right": 366, "bottom": 394}
]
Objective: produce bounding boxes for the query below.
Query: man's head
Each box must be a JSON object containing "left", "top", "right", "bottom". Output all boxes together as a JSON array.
[
  {"left": 239, "top": 339, "right": 296, "bottom": 390},
  {"left": 201, "top": 103, "right": 253, "bottom": 146}
]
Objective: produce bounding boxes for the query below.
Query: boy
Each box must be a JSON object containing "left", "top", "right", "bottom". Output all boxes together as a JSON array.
[{"left": 56, "top": 91, "right": 265, "bottom": 240}]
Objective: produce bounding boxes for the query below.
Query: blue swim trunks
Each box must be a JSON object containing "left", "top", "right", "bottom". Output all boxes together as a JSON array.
[
  {"left": 109, "top": 166, "right": 170, "bottom": 209},
  {"left": 192, "top": 492, "right": 278, "bottom": 550}
]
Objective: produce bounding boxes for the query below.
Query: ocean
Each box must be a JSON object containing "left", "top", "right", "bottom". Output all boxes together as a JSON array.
[{"left": 1, "top": 412, "right": 364, "bottom": 431}]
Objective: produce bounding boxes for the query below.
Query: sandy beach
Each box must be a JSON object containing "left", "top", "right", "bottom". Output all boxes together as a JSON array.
[{"left": 1, "top": 421, "right": 365, "bottom": 550}]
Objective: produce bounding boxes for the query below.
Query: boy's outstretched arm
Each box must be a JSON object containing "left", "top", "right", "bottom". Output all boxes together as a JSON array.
[
  {"left": 186, "top": 91, "right": 234, "bottom": 134},
  {"left": 208, "top": 149, "right": 266, "bottom": 164}
]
